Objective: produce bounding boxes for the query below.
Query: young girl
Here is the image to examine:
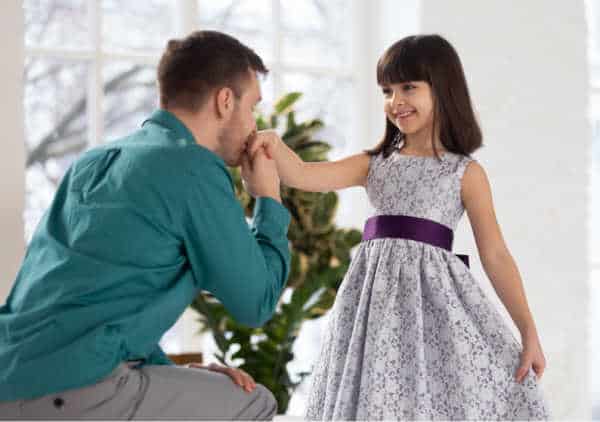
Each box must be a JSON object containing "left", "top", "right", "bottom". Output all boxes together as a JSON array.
[{"left": 248, "top": 34, "right": 551, "bottom": 420}]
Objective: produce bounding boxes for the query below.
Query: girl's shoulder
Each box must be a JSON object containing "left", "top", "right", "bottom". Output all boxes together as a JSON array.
[{"left": 448, "top": 152, "right": 479, "bottom": 179}]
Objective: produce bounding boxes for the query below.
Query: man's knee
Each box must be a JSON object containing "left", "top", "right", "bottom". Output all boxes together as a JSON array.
[
  {"left": 240, "top": 383, "right": 278, "bottom": 420},
  {"left": 258, "top": 384, "right": 278, "bottom": 416}
]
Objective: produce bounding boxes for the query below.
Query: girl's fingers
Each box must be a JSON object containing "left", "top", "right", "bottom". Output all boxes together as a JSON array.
[
  {"left": 249, "top": 136, "right": 274, "bottom": 160},
  {"left": 253, "top": 142, "right": 264, "bottom": 157},
  {"left": 256, "top": 144, "right": 271, "bottom": 161},
  {"left": 264, "top": 144, "right": 273, "bottom": 160},
  {"left": 516, "top": 367, "right": 526, "bottom": 382},
  {"left": 515, "top": 360, "right": 531, "bottom": 383},
  {"left": 532, "top": 360, "right": 545, "bottom": 380}
]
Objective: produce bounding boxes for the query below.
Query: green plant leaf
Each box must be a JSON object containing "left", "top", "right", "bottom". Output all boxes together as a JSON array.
[{"left": 274, "top": 92, "right": 302, "bottom": 115}]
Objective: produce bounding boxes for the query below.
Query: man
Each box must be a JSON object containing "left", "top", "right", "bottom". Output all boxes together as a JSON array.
[{"left": 0, "top": 31, "right": 290, "bottom": 419}]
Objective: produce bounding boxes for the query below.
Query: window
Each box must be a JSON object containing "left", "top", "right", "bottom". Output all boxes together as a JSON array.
[
  {"left": 24, "top": 0, "right": 174, "bottom": 240},
  {"left": 23, "top": 0, "right": 357, "bottom": 240}
]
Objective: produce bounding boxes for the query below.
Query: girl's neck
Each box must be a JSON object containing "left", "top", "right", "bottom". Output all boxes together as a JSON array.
[{"left": 401, "top": 134, "right": 446, "bottom": 154}]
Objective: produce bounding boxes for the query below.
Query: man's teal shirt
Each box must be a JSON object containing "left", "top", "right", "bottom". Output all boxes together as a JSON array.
[{"left": 0, "top": 110, "right": 292, "bottom": 401}]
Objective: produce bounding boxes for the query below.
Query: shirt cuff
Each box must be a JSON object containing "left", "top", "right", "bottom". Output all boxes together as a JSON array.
[{"left": 252, "top": 196, "right": 291, "bottom": 238}]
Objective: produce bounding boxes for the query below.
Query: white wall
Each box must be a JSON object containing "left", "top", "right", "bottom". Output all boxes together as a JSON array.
[
  {"left": 0, "top": 1, "right": 25, "bottom": 302},
  {"left": 418, "top": 0, "right": 590, "bottom": 418}
]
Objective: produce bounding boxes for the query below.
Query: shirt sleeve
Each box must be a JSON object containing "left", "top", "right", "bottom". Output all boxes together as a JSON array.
[
  {"left": 145, "top": 344, "right": 175, "bottom": 366},
  {"left": 180, "top": 161, "right": 291, "bottom": 328}
]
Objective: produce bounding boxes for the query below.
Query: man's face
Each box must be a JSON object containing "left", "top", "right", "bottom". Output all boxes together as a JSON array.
[{"left": 217, "top": 70, "right": 262, "bottom": 167}]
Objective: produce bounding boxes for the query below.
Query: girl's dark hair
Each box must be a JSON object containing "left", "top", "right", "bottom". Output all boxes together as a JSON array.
[
  {"left": 157, "top": 30, "right": 268, "bottom": 111},
  {"left": 365, "top": 34, "right": 482, "bottom": 160}
]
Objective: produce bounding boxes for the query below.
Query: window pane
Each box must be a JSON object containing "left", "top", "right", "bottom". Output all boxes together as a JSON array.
[
  {"left": 198, "top": 1, "right": 274, "bottom": 63},
  {"left": 282, "top": 33, "right": 347, "bottom": 69},
  {"left": 281, "top": 72, "right": 354, "bottom": 151},
  {"left": 198, "top": 0, "right": 272, "bottom": 30},
  {"left": 226, "top": 29, "right": 274, "bottom": 64},
  {"left": 280, "top": 0, "right": 351, "bottom": 69},
  {"left": 103, "top": 62, "right": 158, "bottom": 141},
  {"left": 24, "top": 0, "right": 90, "bottom": 49},
  {"left": 280, "top": 0, "right": 345, "bottom": 32},
  {"left": 257, "top": 75, "right": 275, "bottom": 117},
  {"left": 102, "top": 0, "right": 175, "bottom": 53},
  {"left": 24, "top": 58, "right": 89, "bottom": 241}
]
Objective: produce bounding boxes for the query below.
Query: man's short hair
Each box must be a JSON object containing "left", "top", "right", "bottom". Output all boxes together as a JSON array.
[{"left": 157, "top": 30, "right": 268, "bottom": 111}]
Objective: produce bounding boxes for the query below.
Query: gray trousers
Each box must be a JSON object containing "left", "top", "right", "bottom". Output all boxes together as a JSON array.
[{"left": 0, "top": 361, "right": 278, "bottom": 420}]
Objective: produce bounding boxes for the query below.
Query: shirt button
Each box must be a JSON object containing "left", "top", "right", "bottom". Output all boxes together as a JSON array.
[{"left": 53, "top": 397, "right": 65, "bottom": 408}]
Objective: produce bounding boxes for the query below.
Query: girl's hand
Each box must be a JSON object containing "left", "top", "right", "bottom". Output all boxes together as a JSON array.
[
  {"left": 247, "top": 130, "right": 279, "bottom": 160},
  {"left": 515, "top": 335, "right": 546, "bottom": 383},
  {"left": 186, "top": 362, "right": 257, "bottom": 393}
]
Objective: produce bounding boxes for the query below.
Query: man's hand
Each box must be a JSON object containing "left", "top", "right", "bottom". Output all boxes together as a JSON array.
[
  {"left": 247, "top": 130, "right": 280, "bottom": 161},
  {"left": 240, "top": 147, "right": 281, "bottom": 203},
  {"left": 186, "top": 362, "right": 257, "bottom": 393}
]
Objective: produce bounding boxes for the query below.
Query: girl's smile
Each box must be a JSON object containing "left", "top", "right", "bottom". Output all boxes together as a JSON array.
[
  {"left": 382, "top": 81, "right": 434, "bottom": 138},
  {"left": 392, "top": 109, "right": 417, "bottom": 121}
]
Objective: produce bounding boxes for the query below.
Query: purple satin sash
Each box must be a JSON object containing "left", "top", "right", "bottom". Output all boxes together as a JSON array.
[{"left": 362, "top": 214, "right": 470, "bottom": 268}]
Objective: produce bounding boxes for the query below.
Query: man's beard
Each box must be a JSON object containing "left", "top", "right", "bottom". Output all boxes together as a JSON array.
[{"left": 217, "top": 123, "right": 249, "bottom": 167}]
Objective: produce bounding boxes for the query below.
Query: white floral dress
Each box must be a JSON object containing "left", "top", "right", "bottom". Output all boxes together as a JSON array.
[{"left": 304, "top": 147, "right": 552, "bottom": 420}]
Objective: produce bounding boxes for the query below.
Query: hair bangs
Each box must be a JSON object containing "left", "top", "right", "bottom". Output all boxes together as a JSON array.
[{"left": 377, "top": 39, "right": 429, "bottom": 86}]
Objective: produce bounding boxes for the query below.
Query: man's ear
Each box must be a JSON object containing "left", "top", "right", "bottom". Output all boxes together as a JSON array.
[{"left": 215, "top": 87, "right": 234, "bottom": 119}]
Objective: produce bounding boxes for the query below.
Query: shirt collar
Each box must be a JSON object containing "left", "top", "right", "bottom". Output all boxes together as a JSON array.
[
  {"left": 142, "top": 109, "right": 226, "bottom": 166},
  {"left": 142, "top": 109, "right": 197, "bottom": 147}
]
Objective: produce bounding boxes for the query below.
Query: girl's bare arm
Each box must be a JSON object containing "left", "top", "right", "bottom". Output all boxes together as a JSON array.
[
  {"left": 461, "top": 160, "right": 547, "bottom": 382},
  {"left": 250, "top": 131, "right": 371, "bottom": 193},
  {"left": 461, "top": 160, "right": 537, "bottom": 336}
]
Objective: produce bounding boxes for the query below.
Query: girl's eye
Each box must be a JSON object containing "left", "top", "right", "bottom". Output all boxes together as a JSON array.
[
  {"left": 382, "top": 88, "right": 391, "bottom": 96},
  {"left": 404, "top": 84, "right": 415, "bottom": 91}
]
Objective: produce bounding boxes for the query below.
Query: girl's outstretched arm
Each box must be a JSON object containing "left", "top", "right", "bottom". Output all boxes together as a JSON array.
[
  {"left": 461, "top": 160, "right": 547, "bottom": 384},
  {"left": 247, "top": 130, "right": 370, "bottom": 193}
]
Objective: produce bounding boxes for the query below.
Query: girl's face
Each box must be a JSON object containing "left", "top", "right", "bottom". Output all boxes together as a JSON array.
[{"left": 382, "top": 81, "right": 434, "bottom": 136}]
